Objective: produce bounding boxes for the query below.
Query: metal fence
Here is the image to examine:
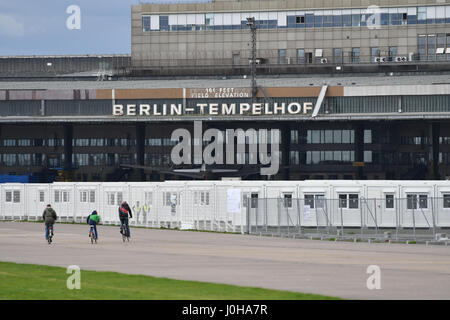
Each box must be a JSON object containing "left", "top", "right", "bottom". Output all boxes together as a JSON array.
[{"left": 247, "top": 197, "right": 450, "bottom": 243}]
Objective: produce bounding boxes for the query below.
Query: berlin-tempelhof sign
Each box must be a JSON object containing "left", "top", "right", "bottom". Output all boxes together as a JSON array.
[{"left": 112, "top": 102, "right": 314, "bottom": 117}]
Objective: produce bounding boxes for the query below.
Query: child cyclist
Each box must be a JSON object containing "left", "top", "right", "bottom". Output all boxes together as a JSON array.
[{"left": 86, "top": 210, "right": 100, "bottom": 239}]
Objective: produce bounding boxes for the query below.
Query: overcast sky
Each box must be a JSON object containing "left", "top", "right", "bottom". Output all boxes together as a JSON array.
[{"left": 0, "top": 0, "right": 209, "bottom": 56}]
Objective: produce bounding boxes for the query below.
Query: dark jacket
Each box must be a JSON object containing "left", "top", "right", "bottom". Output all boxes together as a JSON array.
[
  {"left": 118, "top": 203, "right": 132, "bottom": 219},
  {"left": 42, "top": 207, "right": 57, "bottom": 224}
]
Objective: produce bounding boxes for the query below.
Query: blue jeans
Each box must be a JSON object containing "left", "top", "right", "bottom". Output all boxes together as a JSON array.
[
  {"left": 89, "top": 221, "right": 98, "bottom": 239},
  {"left": 45, "top": 223, "right": 54, "bottom": 240},
  {"left": 120, "top": 217, "right": 130, "bottom": 237}
]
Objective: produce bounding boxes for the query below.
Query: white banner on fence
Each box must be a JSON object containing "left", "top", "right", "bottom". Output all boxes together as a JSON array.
[
  {"left": 227, "top": 188, "right": 241, "bottom": 213},
  {"left": 303, "top": 205, "right": 312, "bottom": 220}
]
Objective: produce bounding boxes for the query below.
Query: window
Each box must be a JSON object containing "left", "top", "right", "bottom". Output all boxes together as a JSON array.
[
  {"left": 160, "top": 15, "right": 169, "bottom": 31},
  {"left": 142, "top": 15, "right": 151, "bottom": 32},
  {"left": 278, "top": 49, "right": 287, "bottom": 64},
  {"left": 80, "top": 190, "right": 95, "bottom": 203},
  {"left": 290, "top": 151, "right": 299, "bottom": 165},
  {"left": 106, "top": 192, "right": 122, "bottom": 206},
  {"left": 243, "top": 192, "right": 258, "bottom": 208},
  {"left": 145, "top": 192, "right": 153, "bottom": 205},
  {"left": 296, "top": 16, "right": 305, "bottom": 24},
  {"left": 351, "top": 48, "right": 360, "bottom": 63},
  {"left": 194, "top": 191, "right": 210, "bottom": 206},
  {"left": 444, "top": 194, "right": 450, "bottom": 208},
  {"left": 304, "top": 194, "right": 325, "bottom": 209},
  {"left": 54, "top": 190, "right": 69, "bottom": 203},
  {"left": 3, "top": 154, "right": 16, "bottom": 166},
  {"left": 80, "top": 190, "right": 88, "bottom": 203},
  {"left": 339, "top": 194, "right": 359, "bottom": 209},
  {"left": 107, "top": 192, "right": 115, "bottom": 206},
  {"left": 163, "top": 192, "right": 179, "bottom": 206},
  {"left": 5, "top": 191, "right": 12, "bottom": 202},
  {"left": 371, "top": 47, "right": 380, "bottom": 61},
  {"left": 297, "top": 49, "right": 305, "bottom": 64},
  {"left": 39, "top": 191, "right": 45, "bottom": 203},
  {"left": 385, "top": 194, "right": 395, "bottom": 209},
  {"left": 407, "top": 194, "right": 428, "bottom": 209},
  {"left": 3, "top": 139, "right": 16, "bottom": 147},
  {"left": 389, "top": 47, "right": 398, "bottom": 60},
  {"left": 333, "top": 48, "right": 342, "bottom": 64},
  {"left": 283, "top": 193, "right": 293, "bottom": 208},
  {"left": 89, "top": 190, "right": 95, "bottom": 203}
]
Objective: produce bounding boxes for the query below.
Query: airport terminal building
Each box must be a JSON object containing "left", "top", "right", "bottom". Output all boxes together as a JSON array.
[{"left": 1, "top": 0, "right": 450, "bottom": 182}]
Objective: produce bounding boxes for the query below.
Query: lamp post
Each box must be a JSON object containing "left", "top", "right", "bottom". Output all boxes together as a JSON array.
[{"left": 246, "top": 17, "right": 257, "bottom": 104}]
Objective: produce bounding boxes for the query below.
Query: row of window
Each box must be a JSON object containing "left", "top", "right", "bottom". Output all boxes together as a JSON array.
[
  {"left": 142, "top": 6, "right": 450, "bottom": 32},
  {"left": 418, "top": 34, "right": 450, "bottom": 61},
  {"left": 1, "top": 139, "right": 63, "bottom": 148},
  {"left": 72, "top": 153, "right": 137, "bottom": 166},
  {"left": 291, "top": 129, "right": 358, "bottom": 144},
  {"left": 5, "top": 190, "right": 450, "bottom": 211},
  {"left": 244, "top": 192, "right": 450, "bottom": 210}
]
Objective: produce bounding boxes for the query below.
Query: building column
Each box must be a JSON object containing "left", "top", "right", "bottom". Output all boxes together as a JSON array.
[
  {"left": 354, "top": 122, "right": 365, "bottom": 179},
  {"left": 430, "top": 122, "right": 440, "bottom": 180},
  {"left": 63, "top": 124, "right": 73, "bottom": 171},
  {"left": 281, "top": 125, "right": 290, "bottom": 179},
  {"left": 136, "top": 123, "right": 146, "bottom": 181}
]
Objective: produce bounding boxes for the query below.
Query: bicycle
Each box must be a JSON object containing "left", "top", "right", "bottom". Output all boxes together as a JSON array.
[
  {"left": 89, "top": 225, "right": 97, "bottom": 244},
  {"left": 120, "top": 223, "right": 129, "bottom": 242},
  {"left": 47, "top": 224, "right": 53, "bottom": 244}
]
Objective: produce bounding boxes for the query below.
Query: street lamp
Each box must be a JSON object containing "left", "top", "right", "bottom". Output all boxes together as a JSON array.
[{"left": 246, "top": 17, "right": 257, "bottom": 104}]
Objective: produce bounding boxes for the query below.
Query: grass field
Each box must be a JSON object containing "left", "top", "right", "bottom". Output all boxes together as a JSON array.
[{"left": 0, "top": 261, "right": 339, "bottom": 300}]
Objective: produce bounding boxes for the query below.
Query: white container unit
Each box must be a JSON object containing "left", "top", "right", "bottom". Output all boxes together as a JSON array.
[
  {"left": 331, "top": 183, "right": 364, "bottom": 228},
  {"left": 397, "top": 182, "right": 436, "bottom": 228},
  {"left": 25, "top": 183, "right": 52, "bottom": 221},
  {"left": 102, "top": 183, "right": 129, "bottom": 225},
  {"left": 298, "top": 184, "right": 331, "bottom": 228},
  {"left": 128, "top": 182, "right": 158, "bottom": 227},
  {"left": 435, "top": 184, "right": 450, "bottom": 227},
  {"left": 74, "top": 183, "right": 101, "bottom": 223},
  {"left": 1, "top": 183, "right": 26, "bottom": 220}
]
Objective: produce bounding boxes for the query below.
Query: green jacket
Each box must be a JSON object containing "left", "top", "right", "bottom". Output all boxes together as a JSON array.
[
  {"left": 87, "top": 213, "right": 100, "bottom": 223},
  {"left": 42, "top": 207, "right": 57, "bottom": 224}
]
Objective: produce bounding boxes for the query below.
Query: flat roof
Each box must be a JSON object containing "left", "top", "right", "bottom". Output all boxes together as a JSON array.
[{"left": 1, "top": 73, "right": 450, "bottom": 90}]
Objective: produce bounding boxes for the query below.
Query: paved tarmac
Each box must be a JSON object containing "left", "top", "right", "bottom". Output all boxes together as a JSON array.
[{"left": 0, "top": 222, "right": 449, "bottom": 300}]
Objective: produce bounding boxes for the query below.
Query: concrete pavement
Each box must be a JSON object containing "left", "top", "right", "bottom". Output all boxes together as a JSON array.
[{"left": 0, "top": 222, "right": 449, "bottom": 299}]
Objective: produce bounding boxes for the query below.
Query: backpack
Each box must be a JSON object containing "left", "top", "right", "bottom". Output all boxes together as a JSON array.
[{"left": 119, "top": 207, "right": 128, "bottom": 218}]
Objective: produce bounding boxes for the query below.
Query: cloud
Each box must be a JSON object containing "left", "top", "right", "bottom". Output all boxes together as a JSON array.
[{"left": 0, "top": 13, "right": 25, "bottom": 37}]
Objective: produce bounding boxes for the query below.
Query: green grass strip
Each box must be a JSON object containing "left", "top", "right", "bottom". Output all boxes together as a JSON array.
[{"left": 0, "top": 261, "right": 339, "bottom": 300}]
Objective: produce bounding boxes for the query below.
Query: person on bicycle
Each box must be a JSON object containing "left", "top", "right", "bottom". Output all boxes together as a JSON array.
[
  {"left": 86, "top": 210, "right": 100, "bottom": 239},
  {"left": 42, "top": 204, "right": 57, "bottom": 240},
  {"left": 119, "top": 201, "right": 132, "bottom": 237}
]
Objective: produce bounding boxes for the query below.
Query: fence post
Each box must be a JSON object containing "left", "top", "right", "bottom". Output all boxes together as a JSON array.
[
  {"left": 340, "top": 206, "right": 344, "bottom": 239},
  {"left": 297, "top": 197, "right": 302, "bottom": 235},
  {"left": 431, "top": 197, "right": 436, "bottom": 241},
  {"left": 265, "top": 197, "right": 268, "bottom": 232},
  {"left": 374, "top": 198, "right": 378, "bottom": 236},
  {"left": 412, "top": 202, "right": 416, "bottom": 241},
  {"left": 286, "top": 201, "right": 290, "bottom": 235},
  {"left": 360, "top": 198, "right": 364, "bottom": 239},
  {"left": 246, "top": 197, "right": 250, "bottom": 234},
  {"left": 277, "top": 198, "right": 281, "bottom": 235},
  {"left": 395, "top": 197, "right": 399, "bottom": 241},
  {"left": 255, "top": 198, "right": 259, "bottom": 235}
]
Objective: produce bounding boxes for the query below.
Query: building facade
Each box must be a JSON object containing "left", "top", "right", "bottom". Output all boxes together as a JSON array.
[
  {"left": 132, "top": 0, "right": 450, "bottom": 75},
  {"left": 1, "top": 76, "right": 450, "bottom": 182}
]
